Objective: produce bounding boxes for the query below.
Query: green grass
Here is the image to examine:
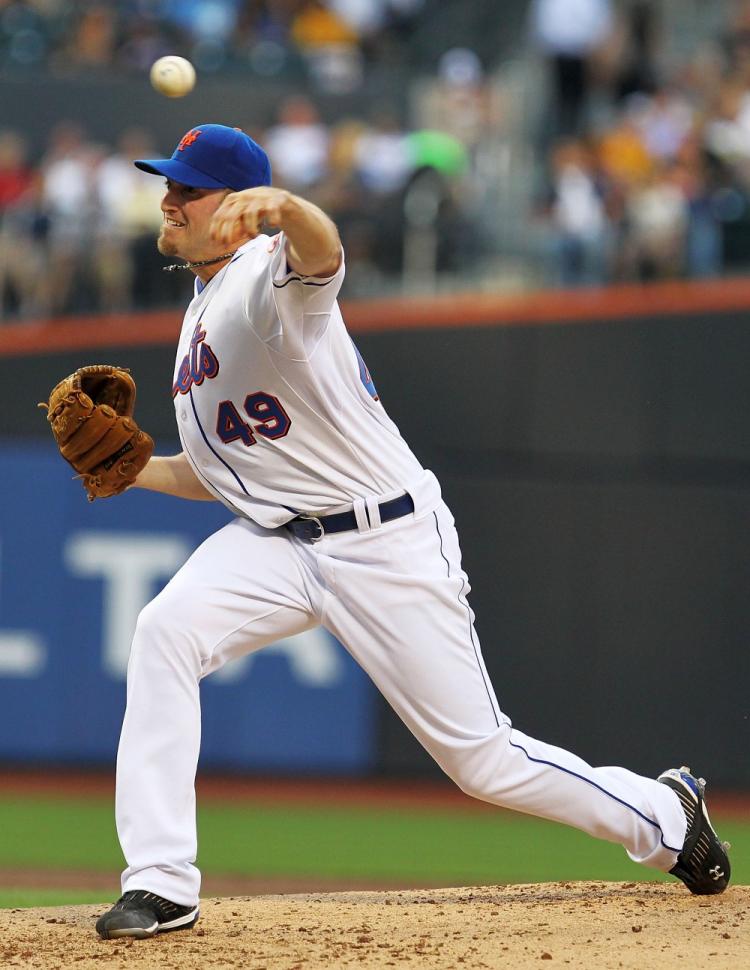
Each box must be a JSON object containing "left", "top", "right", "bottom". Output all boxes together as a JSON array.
[
  {"left": 0, "top": 890, "right": 105, "bottom": 908},
  {"left": 0, "top": 794, "right": 747, "bottom": 909}
]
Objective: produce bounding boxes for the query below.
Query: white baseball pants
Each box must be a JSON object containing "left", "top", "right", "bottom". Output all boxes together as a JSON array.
[{"left": 116, "top": 487, "right": 686, "bottom": 905}]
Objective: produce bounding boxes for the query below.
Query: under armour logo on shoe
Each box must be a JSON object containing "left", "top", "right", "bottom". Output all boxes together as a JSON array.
[
  {"left": 178, "top": 129, "right": 202, "bottom": 151},
  {"left": 709, "top": 865, "right": 725, "bottom": 880}
]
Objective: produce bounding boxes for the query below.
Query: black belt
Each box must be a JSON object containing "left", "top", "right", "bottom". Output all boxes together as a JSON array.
[{"left": 285, "top": 493, "right": 415, "bottom": 542}]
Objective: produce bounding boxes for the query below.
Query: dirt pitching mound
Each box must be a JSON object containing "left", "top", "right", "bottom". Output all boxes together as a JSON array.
[{"left": 1, "top": 882, "right": 748, "bottom": 969}]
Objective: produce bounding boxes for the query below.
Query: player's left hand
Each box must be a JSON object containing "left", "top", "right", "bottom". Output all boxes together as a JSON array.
[
  {"left": 40, "top": 364, "right": 154, "bottom": 502},
  {"left": 210, "top": 187, "right": 291, "bottom": 246}
]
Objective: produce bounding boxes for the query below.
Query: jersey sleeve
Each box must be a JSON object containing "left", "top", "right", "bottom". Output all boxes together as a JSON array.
[{"left": 266, "top": 231, "right": 346, "bottom": 359}]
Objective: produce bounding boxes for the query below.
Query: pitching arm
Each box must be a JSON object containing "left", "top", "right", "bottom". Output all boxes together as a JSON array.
[{"left": 209, "top": 187, "right": 342, "bottom": 278}]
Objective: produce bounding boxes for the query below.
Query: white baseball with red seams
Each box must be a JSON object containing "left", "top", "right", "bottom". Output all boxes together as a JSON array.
[{"left": 115, "top": 233, "right": 687, "bottom": 906}]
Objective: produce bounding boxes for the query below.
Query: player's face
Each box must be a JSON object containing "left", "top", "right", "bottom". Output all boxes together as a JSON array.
[{"left": 158, "top": 181, "right": 230, "bottom": 263}]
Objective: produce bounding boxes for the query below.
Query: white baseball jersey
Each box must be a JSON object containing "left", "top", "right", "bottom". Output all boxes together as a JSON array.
[{"left": 172, "top": 233, "right": 427, "bottom": 528}]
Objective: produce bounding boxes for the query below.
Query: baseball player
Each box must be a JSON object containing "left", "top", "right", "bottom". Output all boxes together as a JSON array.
[{"left": 94, "top": 124, "right": 730, "bottom": 939}]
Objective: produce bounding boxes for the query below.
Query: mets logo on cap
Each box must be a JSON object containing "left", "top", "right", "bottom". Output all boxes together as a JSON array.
[{"left": 177, "top": 129, "right": 203, "bottom": 151}]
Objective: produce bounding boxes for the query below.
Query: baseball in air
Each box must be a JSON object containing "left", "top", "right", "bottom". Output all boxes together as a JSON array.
[{"left": 150, "top": 56, "right": 196, "bottom": 98}]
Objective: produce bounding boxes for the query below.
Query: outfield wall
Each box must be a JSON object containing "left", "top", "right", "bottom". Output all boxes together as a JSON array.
[{"left": 1, "top": 280, "right": 748, "bottom": 786}]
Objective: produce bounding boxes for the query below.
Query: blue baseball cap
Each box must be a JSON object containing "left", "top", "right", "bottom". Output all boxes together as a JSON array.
[{"left": 134, "top": 123, "right": 272, "bottom": 190}]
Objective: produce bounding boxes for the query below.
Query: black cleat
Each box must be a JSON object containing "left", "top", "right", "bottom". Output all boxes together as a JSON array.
[
  {"left": 95, "top": 889, "right": 199, "bottom": 939},
  {"left": 658, "top": 766, "right": 731, "bottom": 895}
]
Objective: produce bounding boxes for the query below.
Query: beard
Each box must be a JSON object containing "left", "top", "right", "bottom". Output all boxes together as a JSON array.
[{"left": 157, "top": 230, "right": 179, "bottom": 256}]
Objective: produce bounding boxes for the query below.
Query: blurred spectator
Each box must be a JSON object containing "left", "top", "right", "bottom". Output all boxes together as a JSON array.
[
  {"left": 0, "top": 128, "right": 32, "bottom": 211},
  {"left": 315, "top": 117, "right": 385, "bottom": 296},
  {"left": 703, "top": 78, "right": 750, "bottom": 186},
  {"left": 264, "top": 95, "right": 331, "bottom": 191},
  {"left": 291, "top": 0, "right": 359, "bottom": 49},
  {"left": 59, "top": 3, "right": 117, "bottom": 67},
  {"left": 544, "top": 137, "right": 610, "bottom": 286},
  {"left": 723, "top": 0, "right": 750, "bottom": 81},
  {"left": 352, "top": 112, "right": 413, "bottom": 284},
  {"left": 161, "top": 0, "right": 241, "bottom": 44},
  {"left": 622, "top": 163, "right": 689, "bottom": 280},
  {"left": 416, "top": 47, "right": 495, "bottom": 153},
  {"left": 320, "top": 116, "right": 367, "bottom": 209},
  {"left": 0, "top": 130, "right": 48, "bottom": 319},
  {"left": 529, "top": 0, "right": 615, "bottom": 138},
  {"left": 94, "top": 127, "right": 165, "bottom": 312},
  {"left": 231, "top": 0, "right": 295, "bottom": 76},
  {"left": 628, "top": 88, "right": 694, "bottom": 163},
  {"left": 233, "top": 0, "right": 295, "bottom": 48},
  {"left": 596, "top": 110, "right": 653, "bottom": 189},
  {"left": 353, "top": 111, "right": 411, "bottom": 194},
  {"left": 611, "top": 0, "right": 660, "bottom": 102},
  {"left": 117, "top": 15, "right": 177, "bottom": 71},
  {"left": 328, "top": 0, "right": 424, "bottom": 64},
  {"left": 401, "top": 160, "right": 468, "bottom": 289},
  {"left": 328, "top": 0, "right": 387, "bottom": 37},
  {"left": 681, "top": 37, "right": 726, "bottom": 111},
  {"left": 40, "top": 122, "right": 93, "bottom": 315},
  {"left": 412, "top": 44, "right": 508, "bottom": 266},
  {"left": 673, "top": 136, "right": 723, "bottom": 279},
  {"left": 405, "top": 128, "right": 467, "bottom": 179},
  {"left": 159, "top": 0, "right": 242, "bottom": 71},
  {"left": 291, "top": 0, "right": 363, "bottom": 91}
]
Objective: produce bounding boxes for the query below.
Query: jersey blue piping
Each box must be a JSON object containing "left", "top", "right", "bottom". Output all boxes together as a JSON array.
[
  {"left": 432, "top": 510, "right": 500, "bottom": 729},
  {"left": 189, "top": 388, "right": 251, "bottom": 496},
  {"left": 272, "top": 276, "right": 333, "bottom": 289}
]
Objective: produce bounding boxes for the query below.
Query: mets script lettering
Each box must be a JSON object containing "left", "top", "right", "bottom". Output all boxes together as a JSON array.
[{"left": 172, "top": 322, "right": 219, "bottom": 397}]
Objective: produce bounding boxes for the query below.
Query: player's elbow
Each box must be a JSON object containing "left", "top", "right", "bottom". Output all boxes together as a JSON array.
[{"left": 287, "top": 242, "right": 342, "bottom": 279}]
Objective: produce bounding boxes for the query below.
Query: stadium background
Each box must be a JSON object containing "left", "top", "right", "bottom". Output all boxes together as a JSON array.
[{"left": 0, "top": 0, "right": 748, "bottom": 901}]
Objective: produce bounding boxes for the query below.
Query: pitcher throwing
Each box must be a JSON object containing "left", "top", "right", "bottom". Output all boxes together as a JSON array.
[{"left": 88, "top": 125, "right": 730, "bottom": 939}]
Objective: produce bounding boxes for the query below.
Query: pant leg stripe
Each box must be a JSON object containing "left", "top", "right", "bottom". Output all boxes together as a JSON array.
[
  {"left": 508, "top": 735, "right": 682, "bottom": 852},
  {"left": 432, "top": 510, "right": 452, "bottom": 578},
  {"left": 433, "top": 511, "right": 500, "bottom": 729}
]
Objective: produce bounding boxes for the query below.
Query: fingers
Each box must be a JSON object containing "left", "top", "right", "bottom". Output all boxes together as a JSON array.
[
  {"left": 211, "top": 213, "right": 253, "bottom": 246},
  {"left": 241, "top": 207, "right": 263, "bottom": 238},
  {"left": 210, "top": 202, "right": 254, "bottom": 246},
  {"left": 210, "top": 190, "right": 285, "bottom": 245}
]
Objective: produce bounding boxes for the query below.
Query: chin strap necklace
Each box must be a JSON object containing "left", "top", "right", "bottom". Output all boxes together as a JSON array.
[{"left": 163, "top": 251, "right": 237, "bottom": 272}]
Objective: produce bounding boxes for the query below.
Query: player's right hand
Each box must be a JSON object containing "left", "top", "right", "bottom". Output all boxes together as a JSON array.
[{"left": 210, "top": 187, "right": 292, "bottom": 246}]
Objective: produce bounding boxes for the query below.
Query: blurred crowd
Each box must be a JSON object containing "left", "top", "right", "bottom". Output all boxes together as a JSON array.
[
  {"left": 0, "top": 81, "right": 484, "bottom": 317},
  {"left": 0, "top": 0, "right": 426, "bottom": 90},
  {"left": 4, "top": 0, "right": 750, "bottom": 320},
  {"left": 533, "top": 0, "right": 750, "bottom": 286}
]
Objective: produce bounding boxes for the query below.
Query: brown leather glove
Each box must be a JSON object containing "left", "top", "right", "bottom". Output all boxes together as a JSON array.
[{"left": 40, "top": 365, "right": 154, "bottom": 501}]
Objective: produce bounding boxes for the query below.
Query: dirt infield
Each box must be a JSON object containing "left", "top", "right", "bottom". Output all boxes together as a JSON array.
[{"left": 1, "top": 882, "right": 747, "bottom": 970}]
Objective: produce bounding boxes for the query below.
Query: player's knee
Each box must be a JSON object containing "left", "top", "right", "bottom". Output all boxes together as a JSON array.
[
  {"left": 131, "top": 593, "right": 204, "bottom": 670},
  {"left": 441, "top": 728, "right": 513, "bottom": 802},
  {"left": 449, "top": 770, "right": 488, "bottom": 802},
  {"left": 456, "top": 777, "right": 497, "bottom": 803},
  {"left": 133, "top": 595, "right": 172, "bottom": 644}
]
